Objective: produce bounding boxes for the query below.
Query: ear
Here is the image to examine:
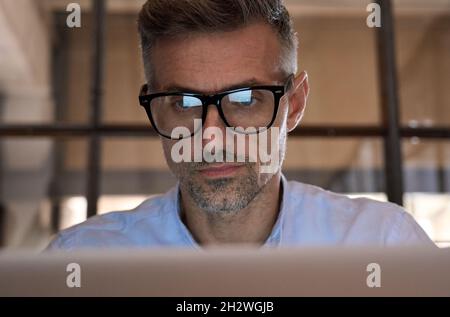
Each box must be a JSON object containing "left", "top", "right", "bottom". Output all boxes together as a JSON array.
[{"left": 286, "top": 71, "right": 309, "bottom": 132}]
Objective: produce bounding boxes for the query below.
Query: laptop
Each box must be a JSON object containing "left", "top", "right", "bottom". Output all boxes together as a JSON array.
[{"left": 0, "top": 247, "right": 449, "bottom": 296}]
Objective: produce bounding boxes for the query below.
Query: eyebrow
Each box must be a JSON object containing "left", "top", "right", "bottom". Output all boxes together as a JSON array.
[{"left": 158, "top": 78, "right": 276, "bottom": 94}]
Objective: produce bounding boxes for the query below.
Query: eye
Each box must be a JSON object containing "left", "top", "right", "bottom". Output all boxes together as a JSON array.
[
  {"left": 170, "top": 96, "right": 202, "bottom": 110},
  {"left": 228, "top": 90, "right": 257, "bottom": 107}
]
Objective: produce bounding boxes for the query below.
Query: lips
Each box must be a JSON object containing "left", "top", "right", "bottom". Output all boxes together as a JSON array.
[{"left": 198, "top": 164, "right": 244, "bottom": 178}]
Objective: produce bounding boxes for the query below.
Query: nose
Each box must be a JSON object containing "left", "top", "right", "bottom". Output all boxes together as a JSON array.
[
  {"left": 202, "top": 104, "right": 227, "bottom": 149},
  {"left": 203, "top": 104, "right": 224, "bottom": 129}
]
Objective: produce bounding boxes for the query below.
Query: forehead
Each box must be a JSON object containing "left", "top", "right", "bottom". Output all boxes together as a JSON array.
[{"left": 150, "top": 23, "right": 285, "bottom": 93}]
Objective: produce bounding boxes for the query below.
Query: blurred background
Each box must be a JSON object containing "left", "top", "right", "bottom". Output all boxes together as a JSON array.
[{"left": 0, "top": 0, "right": 449, "bottom": 250}]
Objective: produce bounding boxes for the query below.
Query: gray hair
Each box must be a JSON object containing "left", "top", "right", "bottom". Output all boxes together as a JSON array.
[{"left": 137, "top": 0, "right": 298, "bottom": 85}]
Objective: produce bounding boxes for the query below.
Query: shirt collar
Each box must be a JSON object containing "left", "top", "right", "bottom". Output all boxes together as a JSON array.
[
  {"left": 262, "top": 174, "right": 288, "bottom": 247},
  {"left": 170, "top": 174, "right": 289, "bottom": 249}
]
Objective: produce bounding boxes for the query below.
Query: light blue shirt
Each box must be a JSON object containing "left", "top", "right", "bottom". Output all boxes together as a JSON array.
[{"left": 46, "top": 175, "right": 435, "bottom": 250}]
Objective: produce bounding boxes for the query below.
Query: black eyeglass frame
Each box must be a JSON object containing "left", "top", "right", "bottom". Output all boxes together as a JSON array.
[{"left": 138, "top": 75, "right": 294, "bottom": 139}]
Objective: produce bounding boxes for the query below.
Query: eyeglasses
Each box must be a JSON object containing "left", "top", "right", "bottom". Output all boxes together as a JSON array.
[{"left": 138, "top": 75, "right": 294, "bottom": 139}]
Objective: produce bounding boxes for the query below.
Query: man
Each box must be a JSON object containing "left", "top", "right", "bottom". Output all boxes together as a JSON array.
[{"left": 47, "top": 0, "right": 434, "bottom": 250}]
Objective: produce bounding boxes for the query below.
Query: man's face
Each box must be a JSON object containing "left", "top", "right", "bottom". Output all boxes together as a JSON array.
[{"left": 149, "top": 23, "right": 299, "bottom": 215}]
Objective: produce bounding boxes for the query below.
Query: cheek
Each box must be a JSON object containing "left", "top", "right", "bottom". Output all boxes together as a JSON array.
[
  {"left": 161, "top": 140, "right": 170, "bottom": 158},
  {"left": 273, "top": 96, "right": 289, "bottom": 135},
  {"left": 161, "top": 138, "right": 196, "bottom": 176},
  {"left": 161, "top": 139, "right": 177, "bottom": 167}
]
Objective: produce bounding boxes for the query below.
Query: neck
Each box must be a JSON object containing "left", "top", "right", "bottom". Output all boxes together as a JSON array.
[{"left": 179, "top": 173, "right": 282, "bottom": 246}]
